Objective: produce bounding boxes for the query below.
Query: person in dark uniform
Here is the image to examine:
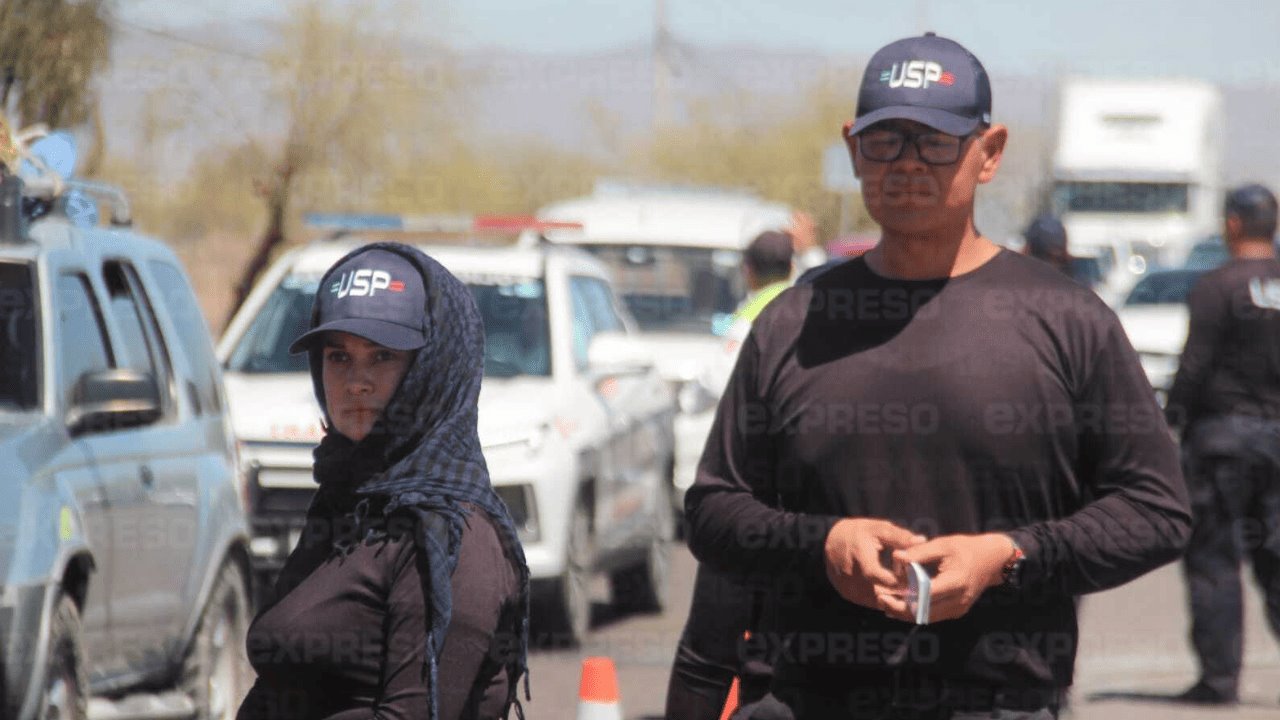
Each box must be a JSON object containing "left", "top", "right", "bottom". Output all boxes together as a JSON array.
[
  {"left": 237, "top": 243, "right": 530, "bottom": 720},
  {"left": 685, "top": 32, "right": 1191, "bottom": 720},
  {"left": 1166, "top": 184, "right": 1280, "bottom": 706},
  {"left": 1021, "top": 214, "right": 1071, "bottom": 275},
  {"left": 664, "top": 231, "right": 799, "bottom": 720}
]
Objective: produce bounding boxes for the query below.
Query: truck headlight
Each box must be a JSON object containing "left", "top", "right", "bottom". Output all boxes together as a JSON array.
[{"left": 493, "top": 484, "right": 539, "bottom": 543}]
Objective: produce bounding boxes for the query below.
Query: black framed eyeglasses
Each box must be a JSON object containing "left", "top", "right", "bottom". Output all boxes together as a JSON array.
[{"left": 849, "top": 126, "right": 979, "bottom": 166}]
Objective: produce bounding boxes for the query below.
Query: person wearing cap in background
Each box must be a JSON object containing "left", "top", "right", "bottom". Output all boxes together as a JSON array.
[
  {"left": 1021, "top": 214, "right": 1072, "bottom": 276},
  {"left": 1165, "top": 184, "right": 1280, "bottom": 706},
  {"left": 685, "top": 32, "right": 1189, "bottom": 720},
  {"left": 236, "top": 243, "right": 530, "bottom": 720}
]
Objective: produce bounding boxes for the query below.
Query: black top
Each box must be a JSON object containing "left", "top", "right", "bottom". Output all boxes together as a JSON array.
[
  {"left": 685, "top": 250, "right": 1190, "bottom": 690},
  {"left": 237, "top": 499, "right": 520, "bottom": 720},
  {"left": 1166, "top": 257, "right": 1280, "bottom": 426}
]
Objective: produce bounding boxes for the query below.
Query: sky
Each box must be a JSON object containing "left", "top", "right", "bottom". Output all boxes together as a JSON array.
[{"left": 120, "top": 0, "right": 1280, "bottom": 85}]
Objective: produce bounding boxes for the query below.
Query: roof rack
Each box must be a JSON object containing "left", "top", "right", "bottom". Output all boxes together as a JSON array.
[
  {"left": 590, "top": 178, "right": 761, "bottom": 199},
  {"left": 0, "top": 121, "right": 132, "bottom": 233}
]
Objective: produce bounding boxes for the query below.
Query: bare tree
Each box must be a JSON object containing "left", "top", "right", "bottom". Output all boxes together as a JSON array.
[
  {"left": 0, "top": 0, "right": 112, "bottom": 128},
  {"left": 224, "top": 0, "right": 456, "bottom": 325}
]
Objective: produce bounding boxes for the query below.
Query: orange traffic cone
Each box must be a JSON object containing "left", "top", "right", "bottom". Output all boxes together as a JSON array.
[
  {"left": 718, "top": 676, "right": 741, "bottom": 720},
  {"left": 577, "top": 656, "right": 623, "bottom": 720}
]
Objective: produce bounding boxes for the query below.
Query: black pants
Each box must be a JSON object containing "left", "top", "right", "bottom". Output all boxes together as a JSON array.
[
  {"left": 1182, "top": 415, "right": 1280, "bottom": 696},
  {"left": 665, "top": 565, "right": 774, "bottom": 720}
]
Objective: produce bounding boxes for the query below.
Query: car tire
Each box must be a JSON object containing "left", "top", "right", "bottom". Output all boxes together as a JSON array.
[
  {"left": 609, "top": 484, "right": 673, "bottom": 614},
  {"left": 182, "top": 562, "right": 253, "bottom": 720},
  {"left": 533, "top": 502, "right": 592, "bottom": 648},
  {"left": 42, "top": 593, "right": 88, "bottom": 720}
]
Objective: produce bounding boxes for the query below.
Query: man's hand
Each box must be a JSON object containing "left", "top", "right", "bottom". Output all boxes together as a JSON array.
[
  {"left": 877, "top": 533, "right": 1015, "bottom": 623},
  {"left": 824, "top": 518, "right": 925, "bottom": 610}
]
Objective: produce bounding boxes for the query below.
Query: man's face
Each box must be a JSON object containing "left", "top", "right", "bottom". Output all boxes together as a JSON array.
[
  {"left": 322, "top": 331, "right": 414, "bottom": 442},
  {"left": 850, "top": 119, "right": 1007, "bottom": 235}
]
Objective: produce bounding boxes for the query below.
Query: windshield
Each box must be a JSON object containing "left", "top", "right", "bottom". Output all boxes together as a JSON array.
[
  {"left": 1124, "top": 270, "right": 1203, "bottom": 306},
  {"left": 1185, "top": 237, "right": 1229, "bottom": 271},
  {"left": 226, "top": 274, "right": 551, "bottom": 378},
  {"left": 1053, "top": 182, "right": 1189, "bottom": 214},
  {"left": 0, "top": 262, "right": 38, "bottom": 410},
  {"left": 578, "top": 244, "right": 745, "bottom": 334},
  {"left": 1068, "top": 256, "right": 1104, "bottom": 288},
  {"left": 468, "top": 280, "right": 550, "bottom": 378},
  {"left": 1073, "top": 245, "right": 1116, "bottom": 279}
]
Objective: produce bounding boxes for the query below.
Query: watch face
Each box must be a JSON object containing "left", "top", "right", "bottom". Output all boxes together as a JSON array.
[{"left": 1002, "top": 543, "right": 1025, "bottom": 587}]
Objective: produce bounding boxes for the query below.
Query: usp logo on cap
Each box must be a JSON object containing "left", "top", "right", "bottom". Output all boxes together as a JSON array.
[
  {"left": 289, "top": 247, "right": 429, "bottom": 353},
  {"left": 848, "top": 32, "right": 993, "bottom": 138}
]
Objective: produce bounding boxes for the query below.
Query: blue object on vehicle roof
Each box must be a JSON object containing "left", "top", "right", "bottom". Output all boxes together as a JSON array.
[
  {"left": 305, "top": 213, "right": 405, "bottom": 230},
  {"left": 20, "top": 131, "right": 78, "bottom": 180},
  {"left": 63, "top": 188, "right": 99, "bottom": 228}
]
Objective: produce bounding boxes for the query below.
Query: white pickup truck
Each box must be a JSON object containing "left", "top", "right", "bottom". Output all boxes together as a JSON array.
[
  {"left": 533, "top": 184, "right": 797, "bottom": 515},
  {"left": 217, "top": 220, "right": 676, "bottom": 645}
]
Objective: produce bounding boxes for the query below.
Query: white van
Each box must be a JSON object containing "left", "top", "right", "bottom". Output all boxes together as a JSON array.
[{"left": 532, "top": 183, "right": 794, "bottom": 513}]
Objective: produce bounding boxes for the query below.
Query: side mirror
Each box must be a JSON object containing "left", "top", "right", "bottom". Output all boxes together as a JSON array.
[
  {"left": 677, "top": 380, "right": 718, "bottom": 415},
  {"left": 587, "top": 331, "right": 652, "bottom": 377},
  {"left": 67, "top": 368, "right": 161, "bottom": 436}
]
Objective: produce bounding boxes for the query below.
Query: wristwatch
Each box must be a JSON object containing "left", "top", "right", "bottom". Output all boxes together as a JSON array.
[{"left": 1001, "top": 536, "right": 1025, "bottom": 588}]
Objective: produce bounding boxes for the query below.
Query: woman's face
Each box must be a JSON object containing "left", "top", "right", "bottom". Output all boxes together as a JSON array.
[{"left": 322, "top": 331, "right": 413, "bottom": 442}]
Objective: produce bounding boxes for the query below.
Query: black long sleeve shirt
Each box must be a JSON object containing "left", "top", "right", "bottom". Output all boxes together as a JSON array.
[
  {"left": 685, "top": 250, "right": 1190, "bottom": 690},
  {"left": 1166, "top": 257, "right": 1280, "bottom": 426},
  {"left": 237, "top": 499, "right": 519, "bottom": 720}
]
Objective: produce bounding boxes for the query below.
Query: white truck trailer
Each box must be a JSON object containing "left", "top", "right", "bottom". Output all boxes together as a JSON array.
[{"left": 1051, "top": 78, "right": 1225, "bottom": 304}]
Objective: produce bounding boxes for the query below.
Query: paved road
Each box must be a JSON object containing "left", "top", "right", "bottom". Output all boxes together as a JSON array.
[{"left": 523, "top": 543, "right": 1280, "bottom": 719}]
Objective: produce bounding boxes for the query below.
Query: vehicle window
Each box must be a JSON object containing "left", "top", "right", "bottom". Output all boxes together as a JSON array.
[
  {"left": 148, "top": 261, "right": 223, "bottom": 414},
  {"left": 1052, "top": 181, "right": 1189, "bottom": 214},
  {"left": 1067, "top": 256, "right": 1103, "bottom": 288},
  {"left": 569, "top": 277, "right": 596, "bottom": 372},
  {"left": 1124, "top": 271, "right": 1203, "bottom": 306},
  {"left": 1184, "top": 237, "right": 1229, "bottom": 271},
  {"left": 229, "top": 274, "right": 556, "bottom": 380},
  {"left": 56, "top": 274, "right": 113, "bottom": 406},
  {"left": 104, "top": 261, "right": 174, "bottom": 413},
  {"left": 469, "top": 280, "right": 551, "bottom": 378},
  {"left": 579, "top": 277, "right": 625, "bottom": 334},
  {"left": 0, "top": 262, "right": 39, "bottom": 409},
  {"left": 103, "top": 263, "right": 157, "bottom": 373},
  {"left": 225, "top": 275, "right": 315, "bottom": 374},
  {"left": 578, "top": 245, "right": 744, "bottom": 334}
]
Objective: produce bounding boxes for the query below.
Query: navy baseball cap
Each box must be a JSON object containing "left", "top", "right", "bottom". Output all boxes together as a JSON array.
[
  {"left": 848, "top": 32, "right": 993, "bottom": 137},
  {"left": 289, "top": 247, "right": 429, "bottom": 353}
]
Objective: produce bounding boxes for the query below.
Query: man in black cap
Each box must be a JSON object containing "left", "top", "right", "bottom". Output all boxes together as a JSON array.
[
  {"left": 685, "top": 32, "right": 1190, "bottom": 719},
  {"left": 1166, "top": 183, "right": 1280, "bottom": 706}
]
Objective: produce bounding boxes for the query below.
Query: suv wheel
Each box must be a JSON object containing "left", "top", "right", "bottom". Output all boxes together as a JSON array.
[
  {"left": 183, "top": 562, "right": 252, "bottom": 720},
  {"left": 534, "top": 503, "right": 592, "bottom": 647},
  {"left": 610, "top": 483, "right": 673, "bottom": 613},
  {"left": 43, "top": 594, "right": 88, "bottom": 720}
]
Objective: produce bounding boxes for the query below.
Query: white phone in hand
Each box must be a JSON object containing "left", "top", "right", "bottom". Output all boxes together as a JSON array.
[{"left": 905, "top": 561, "right": 932, "bottom": 625}]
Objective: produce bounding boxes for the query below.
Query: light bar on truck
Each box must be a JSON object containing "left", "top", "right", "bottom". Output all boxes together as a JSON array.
[{"left": 304, "top": 213, "right": 583, "bottom": 234}]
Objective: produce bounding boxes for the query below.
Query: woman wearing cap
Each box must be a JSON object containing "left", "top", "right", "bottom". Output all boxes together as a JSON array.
[{"left": 236, "top": 243, "right": 530, "bottom": 720}]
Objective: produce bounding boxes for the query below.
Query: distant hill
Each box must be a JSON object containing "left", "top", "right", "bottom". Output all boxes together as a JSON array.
[{"left": 96, "top": 20, "right": 1280, "bottom": 242}]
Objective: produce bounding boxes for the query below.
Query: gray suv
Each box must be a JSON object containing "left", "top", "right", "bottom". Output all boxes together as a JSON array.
[{"left": 0, "top": 172, "right": 253, "bottom": 720}]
